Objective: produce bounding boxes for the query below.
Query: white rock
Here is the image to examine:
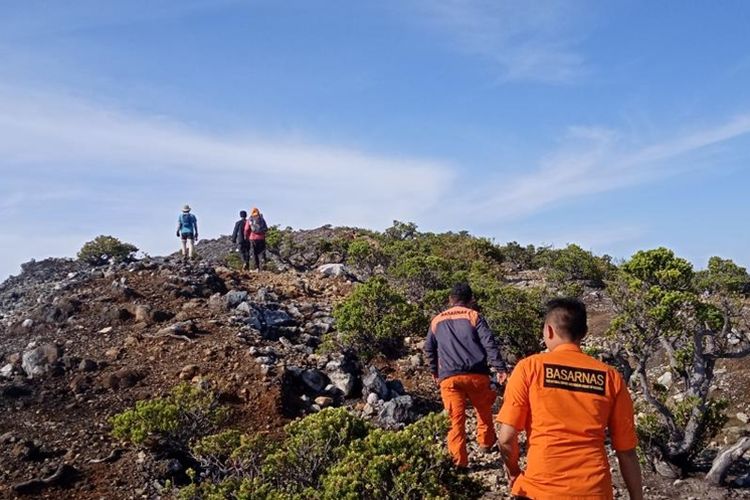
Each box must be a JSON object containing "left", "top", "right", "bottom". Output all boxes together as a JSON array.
[
  {"left": 366, "top": 392, "right": 379, "bottom": 406},
  {"left": 737, "top": 412, "right": 749, "bottom": 424},
  {"left": 317, "top": 263, "right": 350, "bottom": 278},
  {"left": 0, "top": 364, "right": 13, "bottom": 378},
  {"left": 98, "top": 326, "right": 113, "bottom": 334},
  {"left": 21, "top": 319, "right": 33, "bottom": 329},
  {"left": 657, "top": 371, "right": 673, "bottom": 389}
]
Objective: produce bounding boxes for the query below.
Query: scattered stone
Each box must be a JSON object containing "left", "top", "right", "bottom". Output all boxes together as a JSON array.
[
  {"left": 657, "top": 371, "right": 673, "bottom": 389},
  {"left": 102, "top": 368, "right": 145, "bottom": 390},
  {"left": 11, "top": 440, "right": 41, "bottom": 461},
  {"left": 408, "top": 354, "right": 422, "bottom": 368},
  {"left": 264, "top": 309, "right": 295, "bottom": 328},
  {"left": 314, "top": 396, "right": 334, "bottom": 408},
  {"left": 737, "top": 412, "right": 749, "bottom": 424},
  {"left": 255, "top": 356, "right": 274, "bottom": 365},
  {"left": 225, "top": 290, "right": 249, "bottom": 309},
  {"left": 362, "top": 366, "right": 390, "bottom": 401},
  {"left": 69, "top": 374, "right": 92, "bottom": 394},
  {"left": 366, "top": 392, "right": 379, "bottom": 406},
  {"left": 78, "top": 359, "right": 98, "bottom": 372},
  {"left": 328, "top": 371, "right": 356, "bottom": 397},
  {"left": 317, "top": 263, "right": 351, "bottom": 278},
  {"left": 104, "top": 347, "right": 123, "bottom": 361},
  {"left": 21, "top": 319, "right": 33, "bottom": 329},
  {"left": 98, "top": 326, "right": 114, "bottom": 334},
  {"left": 0, "top": 363, "right": 14, "bottom": 378},
  {"left": 178, "top": 365, "right": 200, "bottom": 381},
  {"left": 21, "top": 343, "right": 62, "bottom": 378},
  {"left": 134, "top": 305, "right": 152, "bottom": 323}
]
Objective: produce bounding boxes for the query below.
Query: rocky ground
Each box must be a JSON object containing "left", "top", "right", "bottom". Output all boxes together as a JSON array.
[{"left": 0, "top": 234, "right": 748, "bottom": 499}]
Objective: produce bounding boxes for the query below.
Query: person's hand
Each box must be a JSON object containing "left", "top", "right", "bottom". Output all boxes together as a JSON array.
[
  {"left": 496, "top": 371, "right": 508, "bottom": 385},
  {"left": 195, "top": 235, "right": 199, "bottom": 242},
  {"left": 176, "top": 231, "right": 180, "bottom": 237}
]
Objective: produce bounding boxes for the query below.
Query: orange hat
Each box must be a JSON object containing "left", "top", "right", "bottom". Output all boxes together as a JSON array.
[{"left": 251, "top": 207, "right": 260, "bottom": 216}]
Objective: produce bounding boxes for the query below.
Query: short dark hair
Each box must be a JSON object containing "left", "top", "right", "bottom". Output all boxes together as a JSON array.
[
  {"left": 450, "top": 282, "right": 473, "bottom": 304},
  {"left": 545, "top": 298, "right": 588, "bottom": 342},
  {"left": 240, "top": 210, "right": 247, "bottom": 218}
]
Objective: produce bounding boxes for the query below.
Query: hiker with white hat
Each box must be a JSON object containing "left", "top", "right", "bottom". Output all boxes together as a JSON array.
[{"left": 176, "top": 204, "right": 199, "bottom": 260}]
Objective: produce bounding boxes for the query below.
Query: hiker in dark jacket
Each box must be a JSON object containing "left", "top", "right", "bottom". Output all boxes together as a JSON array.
[
  {"left": 424, "top": 282, "right": 508, "bottom": 468},
  {"left": 176, "top": 204, "right": 198, "bottom": 260},
  {"left": 243, "top": 207, "right": 268, "bottom": 271},
  {"left": 232, "top": 210, "right": 251, "bottom": 270}
]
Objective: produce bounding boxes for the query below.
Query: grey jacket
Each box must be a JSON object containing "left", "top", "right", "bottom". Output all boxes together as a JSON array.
[{"left": 423, "top": 305, "right": 507, "bottom": 381}]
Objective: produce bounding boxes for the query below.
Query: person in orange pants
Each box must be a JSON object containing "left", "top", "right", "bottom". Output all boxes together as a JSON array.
[{"left": 424, "top": 283, "right": 508, "bottom": 468}]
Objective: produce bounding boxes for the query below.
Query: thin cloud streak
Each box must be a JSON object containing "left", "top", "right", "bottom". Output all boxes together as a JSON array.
[
  {"left": 413, "top": 0, "right": 591, "bottom": 83},
  {"left": 468, "top": 115, "right": 750, "bottom": 220}
]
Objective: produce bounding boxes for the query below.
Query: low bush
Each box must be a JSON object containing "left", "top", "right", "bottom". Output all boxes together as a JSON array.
[
  {"left": 321, "top": 412, "right": 483, "bottom": 499},
  {"left": 110, "top": 383, "right": 227, "bottom": 450},
  {"left": 332, "top": 276, "right": 427, "bottom": 360},
  {"left": 178, "top": 410, "right": 482, "bottom": 500},
  {"left": 78, "top": 235, "right": 138, "bottom": 266},
  {"left": 477, "top": 285, "right": 546, "bottom": 358}
]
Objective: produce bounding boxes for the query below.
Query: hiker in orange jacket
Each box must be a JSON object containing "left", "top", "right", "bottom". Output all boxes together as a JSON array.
[
  {"left": 424, "top": 282, "right": 508, "bottom": 468},
  {"left": 496, "top": 298, "right": 642, "bottom": 500}
]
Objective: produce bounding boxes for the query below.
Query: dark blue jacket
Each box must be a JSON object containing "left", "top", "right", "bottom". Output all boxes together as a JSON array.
[{"left": 424, "top": 305, "right": 506, "bottom": 381}]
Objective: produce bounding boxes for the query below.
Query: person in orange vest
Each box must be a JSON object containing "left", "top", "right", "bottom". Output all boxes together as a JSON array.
[
  {"left": 424, "top": 282, "right": 508, "bottom": 468},
  {"left": 496, "top": 298, "right": 643, "bottom": 500},
  {"left": 243, "top": 207, "right": 268, "bottom": 271}
]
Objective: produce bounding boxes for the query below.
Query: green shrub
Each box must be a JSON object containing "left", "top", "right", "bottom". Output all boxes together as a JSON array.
[
  {"left": 499, "top": 241, "right": 538, "bottom": 270},
  {"left": 332, "top": 277, "right": 427, "bottom": 360},
  {"left": 262, "top": 407, "right": 370, "bottom": 494},
  {"left": 346, "top": 238, "right": 388, "bottom": 276},
  {"left": 110, "top": 383, "right": 227, "bottom": 449},
  {"left": 389, "top": 254, "right": 453, "bottom": 302},
  {"left": 191, "top": 430, "right": 272, "bottom": 484},
  {"left": 320, "top": 412, "right": 483, "bottom": 500},
  {"left": 535, "top": 244, "right": 612, "bottom": 286},
  {"left": 478, "top": 285, "right": 545, "bottom": 358},
  {"left": 78, "top": 235, "right": 138, "bottom": 266}
]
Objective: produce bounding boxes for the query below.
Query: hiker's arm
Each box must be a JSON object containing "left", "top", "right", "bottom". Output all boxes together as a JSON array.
[
  {"left": 423, "top": 328, "right": 438, "bottom": 384},
  {"left": 498, "top": 423, "right": 521, "bottom": 485},
  {"left": 616, "top": 449, "right": 643, "bottom": 500},
  {"left": 194, "top": 218, "right": 199, "bottom": 239},
  {"left": 476, "top": 316, "right": 507, "bottom": 375},
  {"left": 232, "top": 221, "right": 239, "bottom": 243}
]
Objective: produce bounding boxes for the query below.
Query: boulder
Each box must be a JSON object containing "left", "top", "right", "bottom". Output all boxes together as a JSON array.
[
  {"left": 317, "top": 264, "right": 351, "bottom": 278},
  {"left": 0, "top": 364, "right": 14, "bottom": 379},
  {"left": 264, "top": 309, "right": 295, "bottom": 328},
  {"left": 657, "top": 371, "right": 673, "bottom": 389},
  {"left": 328, "top": 371, "right": 357, "bottom": 397},
  {"left": 102, "top": 368, "right": 144, "bottom": 390},
  {"left": 225, "top": 290, "right": 248, "bottom": 309},
  {"left": 362, "top": 366, "right": 390, "bottom": 401},
  {"left": 21, "top": 344, "right": 62, "bottom": 378},
  {"left": 178, "top": 365, "right": 200, "bottom": 381},
  {"left": 378, "top": 395, "right": 414, "bottom": 427},
  {"left": 314, "top": 396, "right": 334, "bottom": 408},
  {"left": 301, "top": 369, "right": 328, "bottom": 393},
  {"left": 78, "top": 359, "right": 98, "bottom": 372}
]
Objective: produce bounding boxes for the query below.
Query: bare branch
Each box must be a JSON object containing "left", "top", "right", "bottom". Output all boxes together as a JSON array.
[{"left": 706, "top": 437, "right": 750, "bottom": 486}]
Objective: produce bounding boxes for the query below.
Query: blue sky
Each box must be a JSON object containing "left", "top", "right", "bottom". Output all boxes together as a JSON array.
[{"left": 1, "top": 0, "right": 750, "bottom": 279}]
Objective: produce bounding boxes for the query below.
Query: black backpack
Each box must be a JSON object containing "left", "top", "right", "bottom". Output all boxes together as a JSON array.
[{"left": 250, "top": 215, "right": 267, "bottom": 234}]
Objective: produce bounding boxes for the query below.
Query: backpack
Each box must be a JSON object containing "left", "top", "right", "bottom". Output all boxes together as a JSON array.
[
  {"left": 179, "top": 213, "right": 195, "bottom": 234},
  {"left": 250, "top": 215, "right": 267, "bottom": 234}
]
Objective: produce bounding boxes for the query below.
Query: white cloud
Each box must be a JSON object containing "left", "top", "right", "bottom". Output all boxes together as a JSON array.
[
  {"left": 412, "top": 0, "right": 591, "bottom": 83},
  {"left": 465, "top": 115, "right": 750, "bottom": 220}
]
